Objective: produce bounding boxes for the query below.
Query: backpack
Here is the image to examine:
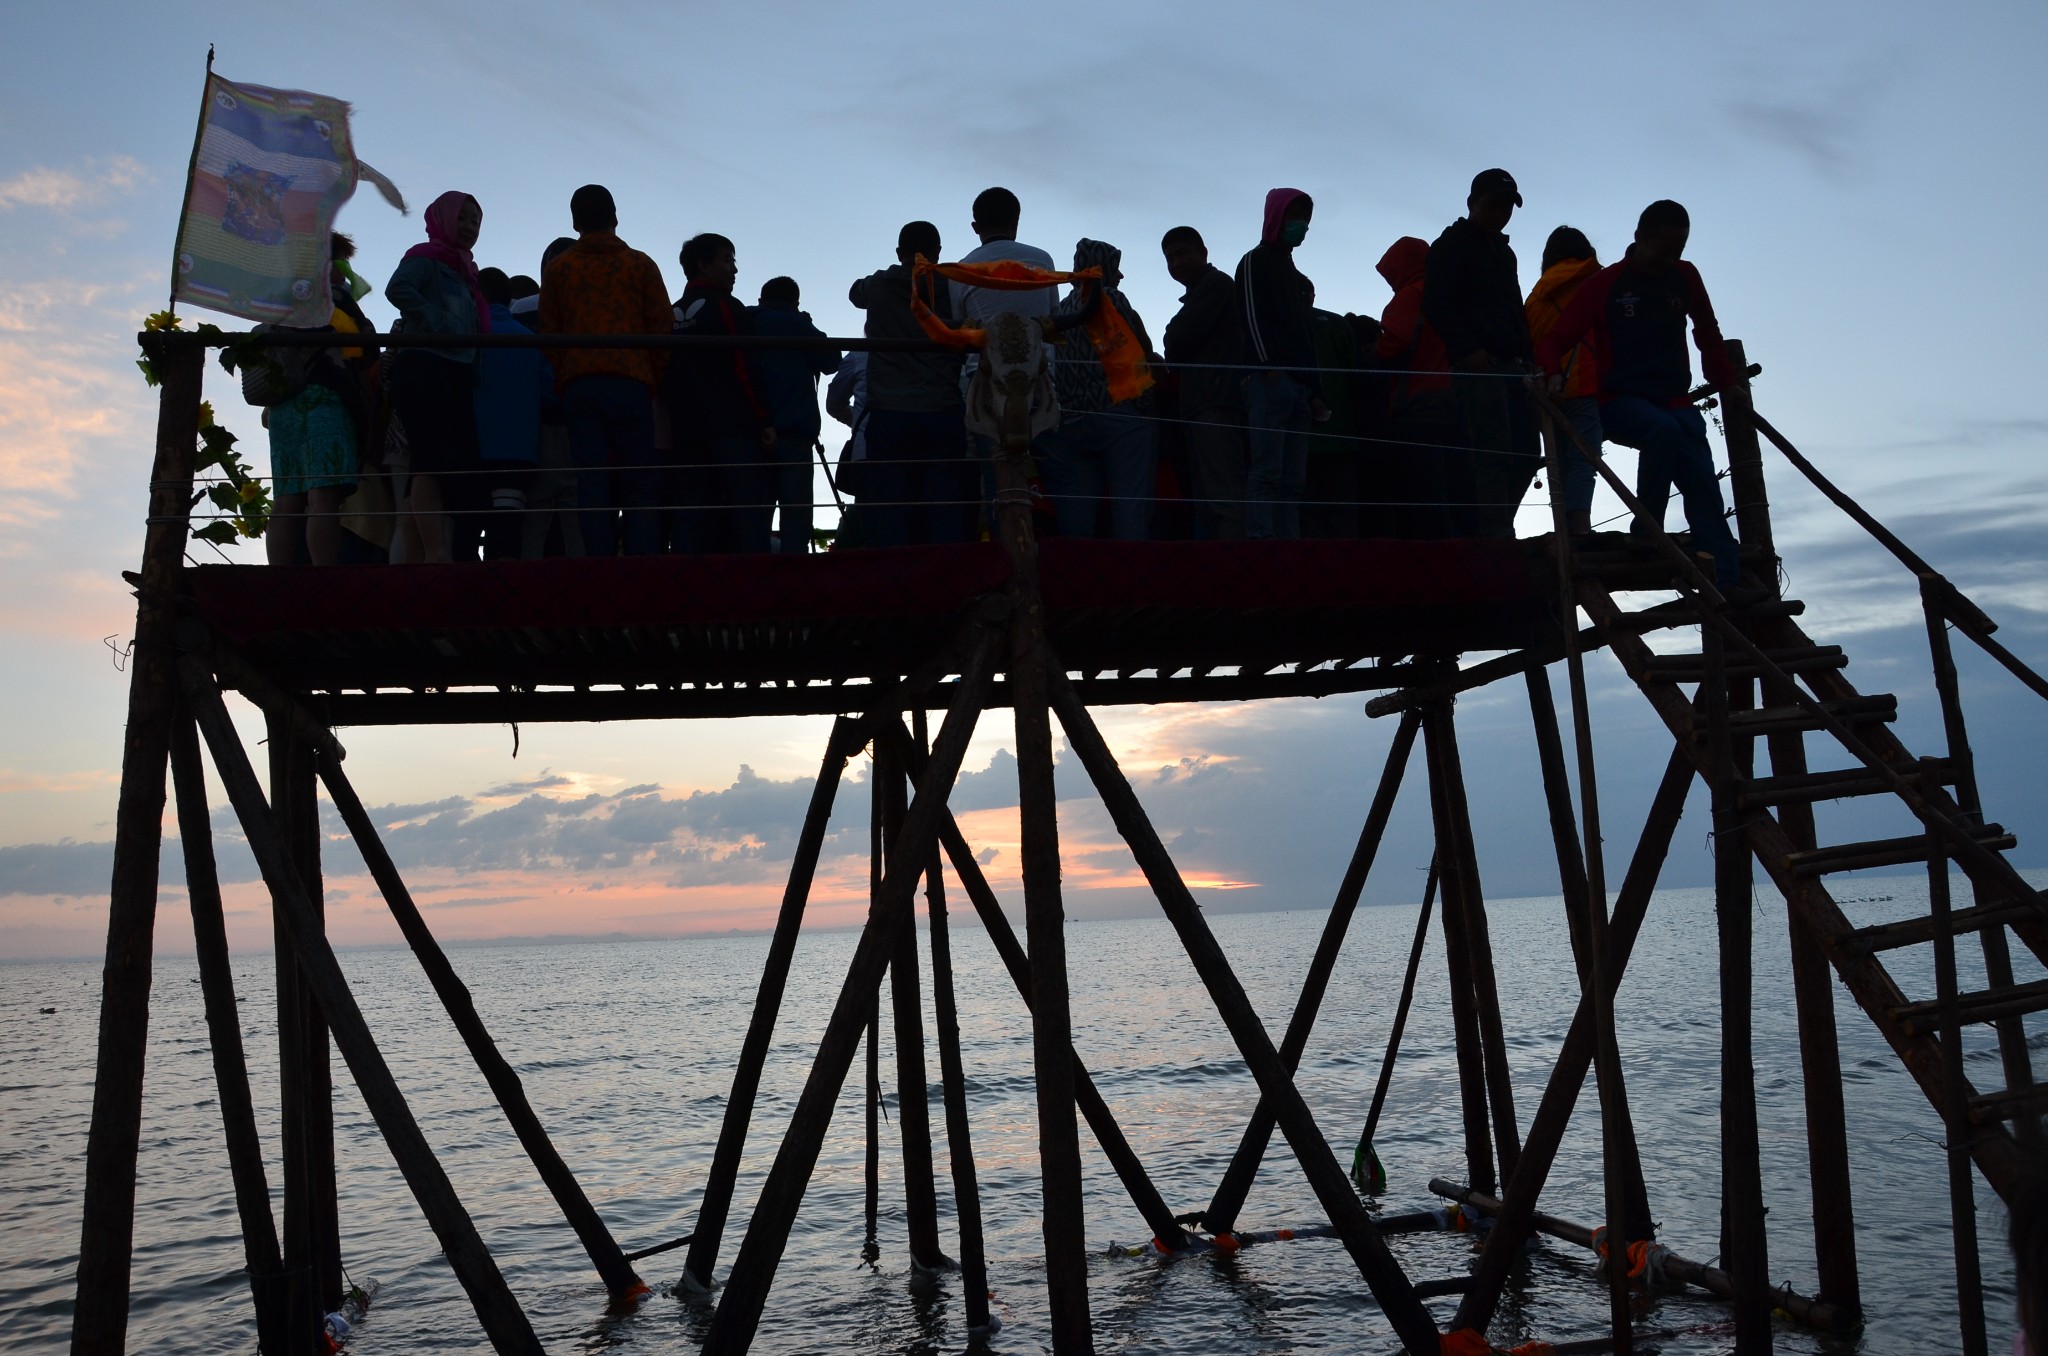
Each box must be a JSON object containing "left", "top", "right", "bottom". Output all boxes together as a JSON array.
[{"left": 233, "top": 323, "right": 333, "bottom": 407}]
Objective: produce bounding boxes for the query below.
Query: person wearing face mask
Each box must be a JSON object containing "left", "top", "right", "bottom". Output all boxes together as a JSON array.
[
  {"left": 385, "top": 190, "right": 489, "bottom": 562},
  {"left": 1233, "top": 188, "right": 1327, "bottom": 539},
  {"left": 1423, "top": 169, "right": 1540, "bottom": 538}
]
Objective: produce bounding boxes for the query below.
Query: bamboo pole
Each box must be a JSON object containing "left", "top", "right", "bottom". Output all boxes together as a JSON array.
[
  {"left": 318, "top": 757, "right": 645, "bottom": 1300},
  {"left": 1354, "top": 861, "right": 1438, "bottom": 1195},
  {"left": 1435, "top": 1180, "right": 1857, "bottom": 1335},
  {"left": 1524, "top": 666, "right": 1653, "bottom": 1241},
  {"left": 171, "top": 714, "right": 288, "bottom": 1356},
  {"left": 270, "top": 722, "right": 343, "bottom": 1316},
  {"left": 1704, "top": 629, "right": 1773, "bottom": 1353},
  {"left": 1047, "top": 673, "right": 1439, "bottom": 1355},
  {"left": 183, "top": 665, "right": 543, "bottom": 1355},
  {"left": 914, "top": 708, "right": 992, "bottom": 1330},
  {"left": 704, "top": 633, "right": 994, "bottom": 1355},
  {"left": 1931, "top": 836, "right": 1991, "bottom": 1355},
  {"left": 1201, "top": 709, "right": 1421, "bottom": 1234},
  {"left": 1421, "top": 702, "right": 1498, "bottom": 1193},
  {"left": 71, "top": 334, "right": 203, "bottom": 1356},
  {"left": 1453, "top": 745, "right": 1695, "bottom": 1335},
  {"left": 866, "top": 764, "right": 883, "bottom": 1250},
  {"left": 680, "top": 717, "right": 857, "bottom": 1291},
  {"left": 879, "top": 738, "right": 948, "bottom": 1269}
]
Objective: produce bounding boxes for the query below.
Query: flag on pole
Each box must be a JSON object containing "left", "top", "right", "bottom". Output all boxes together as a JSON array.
[{"left": 171, "top": 73, "right": 405, "bottom": 327}]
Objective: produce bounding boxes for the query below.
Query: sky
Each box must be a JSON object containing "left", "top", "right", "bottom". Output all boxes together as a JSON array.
[{"left": 2, "top": 1, "right": 2047, "bottom": 961}]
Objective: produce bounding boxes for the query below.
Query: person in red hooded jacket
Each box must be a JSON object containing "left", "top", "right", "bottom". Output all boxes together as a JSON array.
[{"left": 1374, "top": 237, "right": 1462, "bottom": 537}]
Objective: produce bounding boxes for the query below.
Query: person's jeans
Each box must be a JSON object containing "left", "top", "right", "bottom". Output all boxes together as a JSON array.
[
  {"left": 1452, "top": 370, "right": 1541, "bottom": 538},
  {"left": 1182, "top": 405, "right": 1247, "bottom": 540},
  {"left": 1243, "top": 371, "right": 1311, "bottom": 539},
  {"left": 672, "top": 433, "right": 776, "bottom": 554},
  {"left": 1390, "top": 390, "right": 1461, "bottom": 539},
  {"left": 862, "top": 406, "right": 974, "bottom": 547},
  {"left": 1600, "top": 395, "right": 1740, "bottom": 586},
  {"left": 1041, "top": 409, "right": 1158, "bottom": 540},
  {"left": 773, "top": 429, "right": 814, "bottom": 554},
  {"left": 1559, "top": 396, "right": 1603, "bottom": 516},
  {"left": 562, "top": 374, "right": 656, "bottom": 556}
]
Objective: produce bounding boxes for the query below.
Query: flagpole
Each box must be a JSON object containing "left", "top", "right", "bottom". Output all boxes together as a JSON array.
[{"left": 168, "top": 44, "right": 216, "bottom": 316}]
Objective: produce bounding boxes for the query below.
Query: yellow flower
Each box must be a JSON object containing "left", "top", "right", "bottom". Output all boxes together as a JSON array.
[
  {"left": 143, "top": 311, "right": 182, "bottom": 333},
  {"left": 238, "top": 480, "right": 262, "bottom": 503},
  {"left": 197, "top": 400, "right": 216, "bottom": 429}
]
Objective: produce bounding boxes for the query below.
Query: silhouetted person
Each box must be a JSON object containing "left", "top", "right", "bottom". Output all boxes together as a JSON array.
[
  {"left": 538, "top": 186, "right": 672, "bottom": 555},
  {"left": 1375, "top": 236, "right": 1460, "bottom": 538},
  {"left": 745, "top": 277, "right": 839, "bottom": 553},
  {"left": 666, "top": 232, "right": 775, "bottom": 554},
  {"left": 1538, "top": 199, "right": 1748, "bottom": 594},
  {"left": 1302, "top": 277, "right": 1365, "bottom": 538},
  {"left": 1047, "top": 238, "right": 1158, "bottom": 539},
  {"left": 473, "top": 267, "right": 546, "bottom": 560},
  {"left": 848, "top": 220, "right": 970, "bottom": 545},
  {"left": 1161, "top": 226, "right": 1247, "bottom": 539},
  {"left": 1234, "top": 189, "right": 1326, "bottom": 538},
  {"left": 1526, "top": 225, "right": 1604, "bottom": 537},
  {"left": 385, "top": 190, "right": 488, "bottom": 562},
  {"left": 1424, "top": 168, "right": 1538, "bottom": 537}
]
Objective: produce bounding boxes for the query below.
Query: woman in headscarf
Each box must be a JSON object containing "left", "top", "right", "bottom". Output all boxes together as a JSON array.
[
  {"left": 385, "top": 191, "right": 489, "bottom": 562},
  {"left": 1046, "top": 237, "right": 1158, "bottom": 540}
]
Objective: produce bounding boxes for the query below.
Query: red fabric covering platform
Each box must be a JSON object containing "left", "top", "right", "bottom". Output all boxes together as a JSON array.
[{"left": 181, "top": 538, "right": 1552, "bottom": 722}]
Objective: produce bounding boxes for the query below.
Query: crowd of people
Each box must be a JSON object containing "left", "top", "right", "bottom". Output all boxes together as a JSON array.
[{"left": 253, "top": 172, "right": 1752, "bottom": 594}]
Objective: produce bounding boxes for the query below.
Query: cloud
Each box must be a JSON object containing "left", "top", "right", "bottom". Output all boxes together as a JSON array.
[{"left": 0, "top": 155, "right": 147, "bottom": 212}]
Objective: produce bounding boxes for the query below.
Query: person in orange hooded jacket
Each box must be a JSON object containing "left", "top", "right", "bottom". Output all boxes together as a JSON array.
[
  {"left": 1525, "top": 226, "right": 1603, "bottom": 535},
  {"left": 1373, "top": 236, "right": 1463, "bottom": 537}
]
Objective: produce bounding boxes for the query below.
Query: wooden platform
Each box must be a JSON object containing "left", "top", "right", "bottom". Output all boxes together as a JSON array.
[{"left": 174, "top": 538, "right": 1562, "bottom": 724}]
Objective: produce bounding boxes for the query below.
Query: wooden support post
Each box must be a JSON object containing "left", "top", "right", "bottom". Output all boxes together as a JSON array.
[
  {"left": 318, "top": 757, "right": 646, "bottom": 1301},
  {"left": 889, "top": 719, "right": 1188, "bottom": 1249},
  {"left": 1201, "top": 710, "right": 1421, "bottom": 1234},
  {"left": 915, "top": 709, "right": 992, "bottom": 1330},
  {"left": 1762, "top": 682, "right": 1861, "bottom": 1316},
  {"left": 704, "top": 634, "right": 994, "bottom": 1355},
  {"left": 1048, "top": 674, "right": 1439, "bottom": 1355},
  {"left": 1525, "top": 666, "right": 1654, "bottom": 1240},
  {"left": 171, "top": 714, "right": 288, "bottom": 1356},
  {"left": 865, "top": 765, "right": 883, "bottom": 1249},
  {"left": 1931, "top": 839, "right": 1991, "bottom": 1355},
  {"left": 677, "top": 719, "right": 856, "bottom": 1292},
  {"left": 185, "top": 666, "right": 545, "bottom": 1356},
  {"left": 1454, "top": 745, "right": 1694, "bottom": 1335},
  {"left": 72, "top": 334, "right": 202, "bottom": 1356},
  {"left": 1421, "top": 701, "right": 1498, "bottom": 1194},
  {"left": 270, "top": 719, "right": 343, "bottom": 1317},
  {"left": 1719, "top": 338, "right": 1774, "bottom": 566},
  {"left": 879, "top": 738, "right": 948, "bottom": 1268},
  {"left": 1704, "top": 630, "right": 1772, "bottom": 1352}
]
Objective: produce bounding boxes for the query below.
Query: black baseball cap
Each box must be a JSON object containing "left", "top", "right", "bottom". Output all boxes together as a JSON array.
[{"left": 1470, "top": 168, "right": 1522, "bottom": 206}]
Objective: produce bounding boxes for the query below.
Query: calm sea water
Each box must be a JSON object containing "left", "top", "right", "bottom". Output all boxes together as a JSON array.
[{"left": 1, "top": 875, "right": 2033, "bottom": 1353}]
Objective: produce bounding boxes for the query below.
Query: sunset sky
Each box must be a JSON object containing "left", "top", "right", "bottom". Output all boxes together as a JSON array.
[{"left": 4, "top": 1, "right": 2046, "bottom": 961}]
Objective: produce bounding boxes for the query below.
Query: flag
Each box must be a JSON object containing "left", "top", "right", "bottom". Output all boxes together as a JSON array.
[{"left": 171, "top": 73, "right": 404, "bottom": 328}]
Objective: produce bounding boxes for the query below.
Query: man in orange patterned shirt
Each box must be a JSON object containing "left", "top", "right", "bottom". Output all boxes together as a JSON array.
[{"left": 539, "top": 184, "right": 673, "bottom": 555}]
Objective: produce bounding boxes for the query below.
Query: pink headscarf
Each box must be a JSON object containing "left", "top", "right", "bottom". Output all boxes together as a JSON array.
[{"left": 402, "top": 190, "right": 492, "bottom": 333}]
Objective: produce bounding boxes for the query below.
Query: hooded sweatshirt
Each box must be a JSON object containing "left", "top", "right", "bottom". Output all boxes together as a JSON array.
[
  {"left": 1232, "top": 188, "right": 1321, "bottom": 395},
  {"left": 1525, "top": 256, "right": 1603, "bottom": 400},
  {"left": 1054, "top": 238, "right": 1154, "bottom": 413},
  {"left": 1373, "top": 237, "right": 1450, "bottom": 397}
]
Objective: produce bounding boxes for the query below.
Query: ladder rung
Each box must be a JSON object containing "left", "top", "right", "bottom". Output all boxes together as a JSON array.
[
  {"left": 1727, "top": 695, "right": 1897, "bottom": 737},
  {"left": 1896, "top": 975, "right": 2048, "bottom": 1035},
  {"left": 1645, "top": 646, "right": 1848, "bottom": 684},
  {"left": 1739, "top": 759, "right": 1958, "bottom": 809},
  {"left": 1788, "top": 823, "right": 2014, "bottom": 877},
  {"left": 1969, "top": 1081, "right": 2048, "bottom": 1127},
  {"left": 1849, "top": 894, "right": 2048, "bottom": 954},
  {"left": 1614, "top": 598, "right": 1807, "bottom": 633}
]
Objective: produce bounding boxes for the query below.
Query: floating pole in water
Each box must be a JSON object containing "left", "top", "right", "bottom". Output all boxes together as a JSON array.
[
  {"left": 1432, "top": 1179, "right": 1858, "bottom": 1335},
  {"left": 171, "top": 713, "right": 288, "bottom": 1356},
  {"left": 1201, "top": 709, "right": 1422, "bottom": 1234},
  {"left": 319, "top": 755, "right": 647, "bottom": 1302}
]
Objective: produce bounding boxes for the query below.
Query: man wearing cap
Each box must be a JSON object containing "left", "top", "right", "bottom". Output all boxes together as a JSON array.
[
  {"left": 1422, "top": 169, "right": 1540, "bottom": 537},
  {"left": 538, "top": 184, "right": 674, "bottom": 556}
]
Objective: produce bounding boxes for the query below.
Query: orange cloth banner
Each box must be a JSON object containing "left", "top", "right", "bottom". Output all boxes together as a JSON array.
[{"left": 910, "top": 257, "right": 1154, "bottom": 404}]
